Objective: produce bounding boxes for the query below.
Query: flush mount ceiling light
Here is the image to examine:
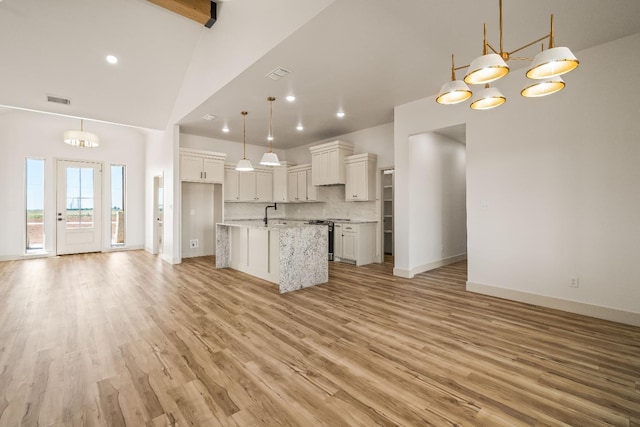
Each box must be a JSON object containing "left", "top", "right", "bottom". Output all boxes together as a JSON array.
[
  {"left": 106, "top": 55, "right": 118, "bottom": 64},
  {"left": 260, "top": 97, "right": 280, "bottom": 166},
  {"left": 296, "top": 124, "right": 304, "bottom": 131},
  {"left": 236, "top": 111, "right": 254, "bottom": 172},
  {"left": 222, "top": 126, "right": 229, "bottom": 133},
  {"left": 336, "top": 111, "right": 345, "bottom": 118},
  {"left": 285, "top": 95, "right": 296, "bottom": 102},
  {"left": 436, "top": 0, "right": 578, "bottom": 110},
  {"left": 63, "top": 119, "right": 99, "bottom": 148}
]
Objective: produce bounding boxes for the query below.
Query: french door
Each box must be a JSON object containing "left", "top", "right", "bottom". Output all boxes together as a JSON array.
[{"left": 56, "top": 160, "right": 102, "bottom": 255}]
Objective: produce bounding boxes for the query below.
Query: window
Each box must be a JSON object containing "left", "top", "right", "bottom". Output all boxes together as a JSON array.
[
  {"left": 26, "top": 158, "right": 45, "bottom": 252},
  {"left": 111, "top": 165, "right": 125, "bottom": 246}
]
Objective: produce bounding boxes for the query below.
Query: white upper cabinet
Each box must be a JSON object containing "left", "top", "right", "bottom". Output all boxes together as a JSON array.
[
  {"left": 310, "top": 140, "right": 354, "bottom": 185},
  {"left": 272, "top": 161, "right": 296, "bottom": 203},
  {"left": 224, "top": 166, "right": 273, "bottom": 202},
  {"left": 345, "top": 153, "right": 377, "bottom": 201},
  {"left": 287, "top": 164, "right": 317, "bottom": 202},
  {"left": 180, "top": 149, "right": 226, "bottom": 183}
]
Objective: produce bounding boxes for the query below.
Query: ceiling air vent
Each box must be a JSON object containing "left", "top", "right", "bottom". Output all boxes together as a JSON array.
[
  {"left": 47, "top": 95, "right": 71, "bottom": 105},
  {"left": 266, "top": 67, "right": 291, "bottom": 81}
]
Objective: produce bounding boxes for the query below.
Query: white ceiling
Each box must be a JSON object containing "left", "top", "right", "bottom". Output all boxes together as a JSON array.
[{"left": 2, "top": 0, "right": 640, "bottom": 149}]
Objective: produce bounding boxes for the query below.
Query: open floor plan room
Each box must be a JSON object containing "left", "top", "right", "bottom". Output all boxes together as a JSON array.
[{"left": 0, "top": 251, "right": 638, "bottom": 426}]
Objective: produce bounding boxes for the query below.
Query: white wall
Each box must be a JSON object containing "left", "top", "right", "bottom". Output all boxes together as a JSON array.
[
  {"left": 285, "top": 122, "right": 394, "bottom": 166},
  {"left": 394, "top": 33, "right": 640, "bottom": 324},
  {"left": 181, "top": 182, "right": 220, "bottom": 258},
  {"left": 0, "top": 109, "right": 146, "bottom": 260}
]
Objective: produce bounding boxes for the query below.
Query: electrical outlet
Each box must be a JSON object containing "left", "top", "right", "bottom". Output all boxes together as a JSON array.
[
  {"left": 190, "top": 239, "right": 199, "bottom": 248},
  {"left": 570, "top": 277, "right": 579, "bottom": 288}
]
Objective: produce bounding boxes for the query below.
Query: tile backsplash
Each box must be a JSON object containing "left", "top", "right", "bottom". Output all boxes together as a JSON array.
[{"left": 224, "top": 185, "right": 377, "bottom": 221}]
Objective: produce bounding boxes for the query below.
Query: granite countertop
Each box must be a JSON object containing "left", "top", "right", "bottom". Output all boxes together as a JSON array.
[
  {"left": 223, "top": 218, "right": 377, "bottom": 225},
  {"left": 217, "top": 220, "right": 320, "bottom": 230}
]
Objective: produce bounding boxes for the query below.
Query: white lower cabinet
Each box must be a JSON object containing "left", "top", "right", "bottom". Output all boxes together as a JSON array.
[
  {"left": 333, "top": 222, "right": 376, "bottom": 266},
  {"left": 230, "top": 227, "right": 279, "bottom": 283}
]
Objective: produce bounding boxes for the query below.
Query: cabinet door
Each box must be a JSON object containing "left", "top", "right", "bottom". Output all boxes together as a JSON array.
[
  {"left": 202, "top": 158, "right": 223, "bottom": 183},
  {"left": 238, "top": 171, "right": 257, "bottom": 201},
  {"left": 345, "top": 162, "right": 356, "bottom": 200},
  {"left": 334, "top": 224, "right": 343, "bottom": 258},
  {"left": 327, "top": 150, "right": 340, "bottom": 184},
  {"left": 224, "top": 169, "right": 239, "bottom": 201},
  {"left": 306, "top": 169, "right": 317, "bottom": 201},
  {"left": 311, "top": 153, "right": 323, "bottom": 185},
  {"left": 287, "top": 171, "right": 298, "bottom": 201},
  {"left": 272, "top": 168, "right": 288, "bottom": 202},
  {"left": 342, "top": 230, "right": 357, "bottom": 260},
  {"left": 181, "top": 155, "right": 203, "bottom": 181},
  {"left": 346, "top": 161, "right": 367, "bottom": 201},
  {"left": 255, "top": 171, "right": 273, "bottom": 202},
  {"left": 296, "top": 171, "right": 307, "bottom": 201}
]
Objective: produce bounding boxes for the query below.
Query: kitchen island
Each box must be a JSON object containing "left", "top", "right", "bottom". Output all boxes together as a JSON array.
[{"left": 216, "top": 221, "right": 328, "bottom": 293}]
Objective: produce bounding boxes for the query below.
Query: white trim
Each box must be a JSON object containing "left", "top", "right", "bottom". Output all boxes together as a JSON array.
[
  {"left": 102, "top": 245, "right": 144, "bottom": 253},
  {"left": 393, "top": 253, "right": 467, "bottom": 278},
  {"left": 467, "top": 281, "right": 640, "bottom": 327}
]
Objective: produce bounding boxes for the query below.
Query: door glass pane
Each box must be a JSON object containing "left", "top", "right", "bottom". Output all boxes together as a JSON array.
[
  {"left": 26, "top": 158, "right": 45, "bottom": 251},
  {"left": 111, "top": 165, "right": 125, "bottom": 246},
  {"left": 66, "top": 167, "right": 94, "bottom": 229}
]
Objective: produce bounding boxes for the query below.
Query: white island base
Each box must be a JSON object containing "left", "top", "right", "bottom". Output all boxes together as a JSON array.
[{"left": 216, "top": 222, "right": 328, "bottom": 293}]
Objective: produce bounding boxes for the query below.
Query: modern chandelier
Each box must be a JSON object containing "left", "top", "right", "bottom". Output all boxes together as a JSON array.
[
  {"left": 63, "top": 119, "right": 99, "bottom": 148},
  {"left": 436, "top": 0, "right": 579, "bottom": 110},
  {"left": 259, "top": 96, "right": 281, "bottom": 166},
  {"left": 235, "top": 111, "right": 254, "bottom": 171}
]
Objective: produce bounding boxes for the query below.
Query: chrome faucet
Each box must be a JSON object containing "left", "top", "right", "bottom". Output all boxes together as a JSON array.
[{"left": 264, "top": 203, "right": 277, "bottom": 226}]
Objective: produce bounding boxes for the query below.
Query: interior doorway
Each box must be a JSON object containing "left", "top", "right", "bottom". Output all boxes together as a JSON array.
[
  {"left": 382, "top": 168, "right": 394, "bottom": 257},
  {"left": 56, "top": 159, "right": 102, "bottom": 255},
  {"left": 152, "top": 174, "right": 164, "bottom": 255}
]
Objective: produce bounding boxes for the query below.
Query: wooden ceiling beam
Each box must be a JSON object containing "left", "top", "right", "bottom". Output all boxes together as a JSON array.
[{"left": 147, "top": 0, "right": 217, "bottom": 28}]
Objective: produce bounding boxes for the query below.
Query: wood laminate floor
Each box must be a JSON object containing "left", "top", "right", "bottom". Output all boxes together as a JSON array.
[{"left": 0, "top": 251, "right": 639, "bottom": 426}]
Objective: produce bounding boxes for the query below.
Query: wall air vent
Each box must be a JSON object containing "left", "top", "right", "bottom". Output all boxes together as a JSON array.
[
  {"left": 47, "top": 95, "right": 71, "bottom": 105},
  {"left": 266, "top": 67, "right": 291, "bottom": 81}
]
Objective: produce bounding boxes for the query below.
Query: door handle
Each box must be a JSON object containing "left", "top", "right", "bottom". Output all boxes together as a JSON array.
[{"left": 58, "top": 218, "right": 65, "bottom": 221}]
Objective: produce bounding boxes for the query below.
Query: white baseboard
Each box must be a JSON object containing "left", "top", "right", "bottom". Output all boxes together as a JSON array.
[
  {"left": 393, "top": 253, "right": 467, "bottom": 279},
  {"left": 467, "top": 281, "right": 640, "bottom": 327},
  {"left": 0, "top": 252, "right": 53, "bottom": 262}
]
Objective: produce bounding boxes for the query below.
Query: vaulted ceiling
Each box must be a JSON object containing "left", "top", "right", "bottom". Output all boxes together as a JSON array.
[{"left": 2, "top": 0, "right": 640, "bottom": 149}]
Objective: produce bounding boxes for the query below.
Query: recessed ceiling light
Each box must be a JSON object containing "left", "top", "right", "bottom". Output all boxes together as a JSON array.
[
  {"left": 222, "top": 126, "right": 229, "bottom": 133},
  {"left": 286, "top": 95, "right": 296, "bottom": 102},
  {"left": 296, "top": 124, "right": 304, "bottom": 131},
  {"left": 336, "top": 111, "right": 345, "bottom": 118},
  {"left": 106, "top": 55, "right": 118, "bottom": 64},
  {"left": 202, "top": 114, "right": 216, "bottom": 120}
]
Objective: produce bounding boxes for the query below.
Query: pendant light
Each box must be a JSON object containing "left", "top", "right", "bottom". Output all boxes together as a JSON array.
[
  {"left": 470, "top": 84, "right": 506, "bottom": 110},
  {"left": 63, "top": 119, "right": 99, "bottom": 148},
  {"left": 526, "top": 15, "right": 579, "bottom": 80},
  {"left": 521, "top": 77, "right": 565, "bottom": 98},
  {"left": 436, "top": 54, "right": 472, "bottom": 105},
  {"left": 464, "top": 24, "right": 509, "bottom": 85},
  {"left": 260, "top": 96, "right": 281, "bottom": 166},
  {"left": 235, "top": 111, "right": 254, "bottom": 171}
]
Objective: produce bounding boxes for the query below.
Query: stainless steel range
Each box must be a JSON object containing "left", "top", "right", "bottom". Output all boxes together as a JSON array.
[{"left": 305, "top": 220, "right": 335, "bottom": 260}]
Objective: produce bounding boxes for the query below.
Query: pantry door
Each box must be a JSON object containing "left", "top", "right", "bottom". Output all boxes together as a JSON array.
[{"left": 56, "top": 160, "right": 102, "bottom": 255}]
